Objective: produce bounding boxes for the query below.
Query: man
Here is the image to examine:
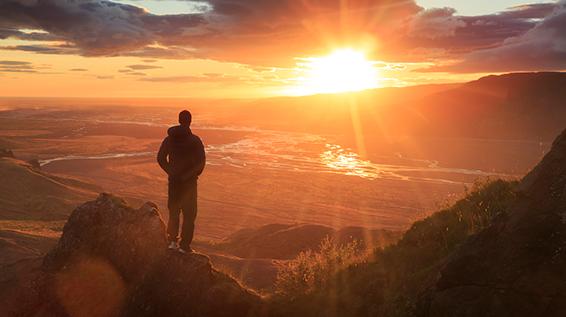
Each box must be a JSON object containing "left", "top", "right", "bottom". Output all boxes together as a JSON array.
[{"left": 157, "top": 110, "right": 206, "bottom": 253}]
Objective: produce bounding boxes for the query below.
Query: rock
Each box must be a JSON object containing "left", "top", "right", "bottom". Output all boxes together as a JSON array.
[
  {"left": 27, "top": 158, "right": 41, "bottom": 170},
  {"left": 17, "top": 193, "right": 262, "bottom": 317},
  {"left": 423, "top": 129, "right": 566, "bottom": 317}
]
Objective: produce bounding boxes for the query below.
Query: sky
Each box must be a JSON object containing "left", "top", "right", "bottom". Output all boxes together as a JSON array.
[{"left": 0, "top": 0, "right": 564, "bottom": 98}]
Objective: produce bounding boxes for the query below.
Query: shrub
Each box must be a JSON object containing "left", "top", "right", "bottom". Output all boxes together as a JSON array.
[
  {"left": 274, "top": 236, "right": 363, "bottom": 300},
  {"left": 268, "top": 179, "right": 520, "bottom": 317}
]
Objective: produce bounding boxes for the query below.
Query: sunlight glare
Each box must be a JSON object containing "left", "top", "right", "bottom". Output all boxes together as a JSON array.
[{"left": 287, "top": 49, "right": 381, "bottom": 95}]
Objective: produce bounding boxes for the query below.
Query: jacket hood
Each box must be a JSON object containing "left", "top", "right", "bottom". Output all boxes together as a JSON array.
[{"left": 167, "top": 125, "right": 192, "bottom": 140}]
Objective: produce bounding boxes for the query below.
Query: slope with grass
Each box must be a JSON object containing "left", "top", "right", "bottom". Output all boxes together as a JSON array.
[
  {"left": 0, "top": 157, "right": 99, "bottom": 220},
  {"left": 271, "top": 179, "right": 519, "bottom": 316},
  {"left": 206, "top": 223, "right": 401, "bottom": 260}
]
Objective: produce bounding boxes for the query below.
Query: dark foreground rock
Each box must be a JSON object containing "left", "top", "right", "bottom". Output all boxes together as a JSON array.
[
  {"left": 422, "top": 129, "right": 566, "bottom": 317},
  {"left": 10, "top": 194, "right": 262, "bottom": 317}
]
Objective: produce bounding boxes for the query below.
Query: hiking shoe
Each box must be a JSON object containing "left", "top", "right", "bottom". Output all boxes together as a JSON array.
[
  {"left": 168, "top": 241, "right": 179, "bottom": 250},
  {"left": 178, "top": 247, "right": 194, "bottom": 254}
]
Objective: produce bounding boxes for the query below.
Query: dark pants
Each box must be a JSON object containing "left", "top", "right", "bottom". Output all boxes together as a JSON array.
[{"left": 167, "top": 179, "right": 198, "bottom": 249}]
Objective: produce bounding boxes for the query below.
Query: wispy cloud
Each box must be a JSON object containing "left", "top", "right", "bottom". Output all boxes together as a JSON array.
[
  {"left": 141, "top": 73, "right": 243, "bottom": 83},
  {"left": 0, "top": 60, "right": 46, "bottom": 73},
  {"left": 126, "top": 64, "right": 162, "bottom": 70}
]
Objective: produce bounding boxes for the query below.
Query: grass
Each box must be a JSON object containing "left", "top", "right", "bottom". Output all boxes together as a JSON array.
[
  {"left": 274, "top": 237, "right": 363, "bottom": 300},
  {"left": 269, "top": 179, "right": 519, "bottom": 317}
]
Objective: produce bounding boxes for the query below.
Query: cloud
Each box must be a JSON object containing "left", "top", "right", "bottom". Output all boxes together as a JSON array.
[
  {"left": 117, "top": 68, "right": 147, "bottom": 76},
  {"left": 70, "top": 68, "right": 88, "bottom": 71},
  {"left": 422, "top": 2, "right": 566, "bottom": 73},
  {"left": 192, "top": 0, "right": 421, "bottom": 65},
  {"left": 141, "top": 73, "right": 243, "bottom": 83},
  {"left": 0, "top": 28, "right": 60, "bottom": 41},
  {"left": 0, "top": 60, "right": 31, "bottom": 66},
  {"left": 126, "top": 64, "right": 162, "bottom": 70},
  {"left": 193, "top": 0, "right": 563, "bottom": 67},
  {"left": 408, "top": 7, "right": 466, "bottom": 39},
  {"left": 0, "top": 0, "right": 206, "bottom": 56},
  {"left": 0, "top": 0, "right": 564, "bottom": 74},
  {"left": 0, "top": 60, "right": 40, "bottom": 73},
  {"left": 116, "top": 45, "right": 198, "bottom": 59},
  {"left": 401, "top": 3, "right": 558, "bottom": 56},
  {"left": 0, "top": 43, "right": 78, "bottom": 54}
]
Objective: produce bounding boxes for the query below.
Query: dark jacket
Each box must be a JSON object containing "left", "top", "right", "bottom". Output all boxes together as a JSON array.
[{"left": 157, "top": 125, "right": 205, "bottom": 182}]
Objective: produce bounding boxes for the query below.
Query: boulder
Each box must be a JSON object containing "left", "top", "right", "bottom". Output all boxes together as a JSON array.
[{"left": 17, "top": 193, "right": 262, "bottom": 317}]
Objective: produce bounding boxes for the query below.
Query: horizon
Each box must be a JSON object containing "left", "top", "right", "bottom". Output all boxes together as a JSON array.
[
  {"left": 1, "top": 0, "right": 565, "bottom": 98},
  {"left": 0, "top": 71, "right": 562, "bottom": 101}
]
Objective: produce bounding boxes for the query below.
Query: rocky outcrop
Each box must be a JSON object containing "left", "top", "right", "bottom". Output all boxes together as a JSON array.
[
  {"left": 14, "top": 194, "right": 262, "bottom": 317},
  {"left": 423, "top": 129, "right": 566, "bottom": 317}
]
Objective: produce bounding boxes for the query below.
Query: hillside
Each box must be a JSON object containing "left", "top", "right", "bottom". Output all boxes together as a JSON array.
[
  {"left": 207, "top": 223, "right": 401, "bottom": 260},
  {"left": 272, "top": 127, "right": 566, "bottom": 316},
  {"left": 0, "top": 230, "right": 57, "bottom": 266},
  {"left": 0, "top": 157, "right": 99, "bottom": 220},
  {"left": 423, "top": 128, "right": 566, "bottom": 315}
]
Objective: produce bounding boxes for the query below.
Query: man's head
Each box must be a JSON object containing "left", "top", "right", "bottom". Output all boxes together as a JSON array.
[{"left": 178, "top": 110, "right": 192, "bottom": 127}]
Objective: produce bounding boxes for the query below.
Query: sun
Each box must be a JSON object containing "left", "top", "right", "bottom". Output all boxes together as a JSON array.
[{"left": 287, "top": 48, "right": 381, "bottom": 96}]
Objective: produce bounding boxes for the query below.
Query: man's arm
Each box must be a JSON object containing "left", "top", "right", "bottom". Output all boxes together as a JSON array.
[
  {"left": 194, "top": 138, "right": 206, "bottom": 176},
  {"left": 181, "top": 137, "right": 206, "bottom": 181},
  {"left": 157, "top": 137, "right": 171, "bottom": 175}
]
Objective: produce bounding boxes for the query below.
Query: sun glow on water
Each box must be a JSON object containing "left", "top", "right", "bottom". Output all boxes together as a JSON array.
[{"left": 287, "top": 48, "right": 381, "bottom": 96}]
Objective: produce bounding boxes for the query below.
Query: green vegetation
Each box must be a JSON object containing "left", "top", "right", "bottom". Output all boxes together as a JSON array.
[{"left": 270, "top": 179, "right": 519, "bottom": 317}]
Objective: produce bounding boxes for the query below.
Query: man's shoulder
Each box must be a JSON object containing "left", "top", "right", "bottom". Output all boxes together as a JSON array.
[{"left": 190, "top": 133, "right": 203, "bottom": 144}]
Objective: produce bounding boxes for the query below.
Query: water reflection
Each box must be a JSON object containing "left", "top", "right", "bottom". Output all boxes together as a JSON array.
[
  {"left": 319, "top": 143, "right": 510, "bottom": 184},
  {"left": 320, "top": 144, "right": 380, "bottom": 180}
]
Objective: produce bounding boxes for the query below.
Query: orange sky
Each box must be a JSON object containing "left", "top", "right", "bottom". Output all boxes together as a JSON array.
[{"left": 0, "top": 1, "right": 563, "bottom": 98}]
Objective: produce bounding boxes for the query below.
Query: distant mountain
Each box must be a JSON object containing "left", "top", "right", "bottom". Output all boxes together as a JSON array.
[
  {"left": 219, "top": 72, "right": 566, "bottom": 141},
  {"left": 392, "top": 72, "right": 566, "bottom": 140},
  {"left": 0, "top": 157, "right": 99, "bottom": 220}
]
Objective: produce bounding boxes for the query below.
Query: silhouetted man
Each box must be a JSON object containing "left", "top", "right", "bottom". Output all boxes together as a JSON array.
[{"left": 157, "top": 110, "right": 205, "bottom": 253}]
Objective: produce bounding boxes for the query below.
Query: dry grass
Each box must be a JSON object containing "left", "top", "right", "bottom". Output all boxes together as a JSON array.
[{"left": 274, "top": 237, "right": 364, "bottom": 300}]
